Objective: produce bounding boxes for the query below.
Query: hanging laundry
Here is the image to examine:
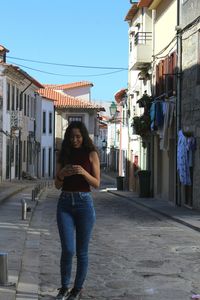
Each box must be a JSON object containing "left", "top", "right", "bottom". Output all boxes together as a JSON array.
[
  {"left": 155, "top": 101, "right": 164, "bottom": 128},
  {"left": 177, "top": 130, "right": 196, "bottom": 185},
  {"left": 160, "top": 101, "right": 175, "bottom": 151},
  {"left": 150, "top": 102, "right": 156, "bottom": 131}
]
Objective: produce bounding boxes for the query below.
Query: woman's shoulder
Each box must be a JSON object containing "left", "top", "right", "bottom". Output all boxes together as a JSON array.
[{"left": 89, "top": 150, "right": 99, "bottom": 161}]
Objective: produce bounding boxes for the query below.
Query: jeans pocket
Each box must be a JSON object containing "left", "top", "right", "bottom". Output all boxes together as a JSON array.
[{"left": 79, "top": 192, "right": 91, "bottom": 200}]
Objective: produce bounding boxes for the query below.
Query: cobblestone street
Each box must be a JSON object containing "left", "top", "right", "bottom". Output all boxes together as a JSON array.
[
  {"left": 23, "top": 188, "right": 200, "bottom": 300},
  {"left": 1, "top": 177, "right": 200, "bottom": 300}
]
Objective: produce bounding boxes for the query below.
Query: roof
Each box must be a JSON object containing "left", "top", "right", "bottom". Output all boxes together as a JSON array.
[
  {"left": 2, "top": 63, "right": 43, "bottom": 88},
  {"left": 0, "top": 45, "right": 9, "bottom": 53},
  {"left": 125, "top": 0, "right": 153, "bottom": 21},
  {"left": 148, "top": 0, "right": 162, "bottom": 9},
  {"left": 138, "top": 0, "right": 153, "bottom": 8},
  {"left": 114, "top": 89, "right": 127, "bottom": 104},
  {"left": 38, "top": 88, "right": 105, "bottom": 111},
  {"left": 124, "top": 3, "right": 139, "bottom": 21},
  {"left": 43, "top": 81, "right": 93, "bottom": 90}
]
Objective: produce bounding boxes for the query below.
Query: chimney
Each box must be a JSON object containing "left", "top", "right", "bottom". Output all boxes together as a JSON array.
[{"left": 0, "top": 45, "right": 9, "bottom": 63}]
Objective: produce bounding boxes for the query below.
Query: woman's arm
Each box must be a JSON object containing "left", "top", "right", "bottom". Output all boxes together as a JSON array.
[
  {"left": 55, "top": 163, "right": 63, "bottom": 190},
  {"left": 55, "top": 162, "right": 79, "bottom": 189},
  {"left": 72, "top": 151, "right": 100, "bottom": 189}
]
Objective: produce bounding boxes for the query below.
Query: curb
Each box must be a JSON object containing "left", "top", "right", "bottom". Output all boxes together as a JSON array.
[
  {"left": 0, "top": 186, "right": 28, "bottom": 205},
  {"left": 107, "top": 190, "right": 200, "bottom": 233},
  {"left": 15, "top": 187, "right": 48, "bottom": 300}
]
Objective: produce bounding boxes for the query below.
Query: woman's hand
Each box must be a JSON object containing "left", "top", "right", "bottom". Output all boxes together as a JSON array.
[
  {"left": 71, "top": 165, "right": 87, "bottom": 176},
  {"left": 59, "top": 164, "right": 75, "bottom": 178}
]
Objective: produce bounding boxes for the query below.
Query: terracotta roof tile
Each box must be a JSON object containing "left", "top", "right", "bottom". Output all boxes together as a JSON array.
[
  {"left": 124, "top": 3, "right": 139, "bottom": 21},
  {"left": 43, "top": 81, "right": 93, "bottom": 90},
  {"left": 3, "top": 63, "right": 43, "bottom": 88},
  {"left": 138, "top": 0, "right": 153, "bottom": 7},
  {"left": 38, "top": 88, "right": 105, "bottom": 111}
]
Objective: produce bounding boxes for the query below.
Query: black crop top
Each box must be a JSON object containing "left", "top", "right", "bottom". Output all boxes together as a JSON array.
[{"left": 62, "top": 148, "right": 92, "bottom": 192}]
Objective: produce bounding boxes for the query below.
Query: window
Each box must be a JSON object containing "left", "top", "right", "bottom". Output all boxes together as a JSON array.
[
  {"left": 16, "top": 88, "right": 19, "bottom": 110},
  {"left": 24, "top": 94, "right": 27, "bottom": 116},
  {"left": 130, "top": 41, "right": 132, "bottom": 52},
  {"left": 43, "top": 111, "right": 46, "bottom": 133},
  {"left": 11, "top": 85, "right": 15, "bottom": 111},
  {"left": 28, "top": 140, "right": 32, "bottom": 164},
  {"left": 31, "top": 97, "right": 34, "bottom": 118},
  {"left": 23, "top": 141, "right": 26, "bottom": 162},
  {"left": 49, "top": 112, "right": 52, "bottom": 134},
  {"left": 42, "top": 148, "right": 46, "bottom": 177},
  {"left": 68, "top": 116, "right": 82, "bottom": 123},
  {"left": 156, "top": 51, "right": 177, "bottom": 96},
  {"left": 11, "top": 139, "right": 14, "bottom": 164},
  {"left": 27, "top": 95, "right": 30, "bottom": 117},
  {"left": 20, "top": 93, "right": 23, "bottom": 110},
  {"left": 7, "top": 83, "right": 10, "bottom": 111},
  {"left": 48, "top": 147, "right": 52, "bottom": 177}
]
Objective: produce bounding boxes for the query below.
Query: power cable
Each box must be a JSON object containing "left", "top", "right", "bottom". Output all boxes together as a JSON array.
[
  {"left": 7, "top": 55, "right": 128, "bottom": 70},
  {"left": 7, "top": 60, "right": 126, "bottom": 77}
]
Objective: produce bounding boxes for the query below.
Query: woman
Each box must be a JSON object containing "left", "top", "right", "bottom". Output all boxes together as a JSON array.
[{"left": 55, "top": 121, "right": 100, "bottom": 300}]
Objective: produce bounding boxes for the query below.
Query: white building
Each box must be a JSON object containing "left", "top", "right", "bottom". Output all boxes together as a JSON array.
[
  {"left": 0, "top": 45, "right": 43, "bottom": 181},
  {"left": 35, "top": 93, "right": 54, "bottom": 179}
]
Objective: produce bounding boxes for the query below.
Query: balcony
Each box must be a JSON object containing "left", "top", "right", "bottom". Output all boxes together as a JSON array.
[{"left": 129, "top": 32, "right": 152, "bottom": 70}]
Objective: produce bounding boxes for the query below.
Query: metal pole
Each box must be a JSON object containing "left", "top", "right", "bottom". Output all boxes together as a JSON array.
[
  {"left": 0, "top": 253, "right": 8, "bottom": 285},
  {"left": 32, "top": 189, "right": 35, "bottom": 201},
  {"left": 21, "top": 199, "right": 27, "bottom": 220}
]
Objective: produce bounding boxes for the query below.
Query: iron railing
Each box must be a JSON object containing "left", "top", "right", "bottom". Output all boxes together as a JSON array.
[{"left": 134, "top": 32, "right": 152, "bottom": 46}]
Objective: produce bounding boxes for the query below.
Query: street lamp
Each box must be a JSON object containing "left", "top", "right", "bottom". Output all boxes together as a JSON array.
[
  {"left": 109, "top": 102, "right": 117, "bottom": 117},
  {"left": 109, "top": 102, "right": 118, "bottom": 172}
]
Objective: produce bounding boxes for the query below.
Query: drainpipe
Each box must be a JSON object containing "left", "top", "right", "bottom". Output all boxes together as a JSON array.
[{"left": 176, "top": 0, "right": 182, "bottom": 206}]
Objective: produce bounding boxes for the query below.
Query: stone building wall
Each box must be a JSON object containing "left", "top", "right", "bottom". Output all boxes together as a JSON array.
[{"left": 181, "top": 1, "right": 200, "bottom": 208}]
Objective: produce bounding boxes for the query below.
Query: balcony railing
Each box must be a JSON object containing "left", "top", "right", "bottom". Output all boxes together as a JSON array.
[
  {"left": 134, "top": 32, "right": 152, "bottom": 46},
  {"left": 129, "top": 31, "right": 152, "bottom": 70}
]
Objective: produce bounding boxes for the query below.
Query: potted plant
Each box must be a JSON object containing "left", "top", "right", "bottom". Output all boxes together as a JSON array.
[
  {"left": 132, "top": 114, "right": 151, "bottom": 137},
  {"left": 136, "top": 92, "right": 152, "bottom": 110}
]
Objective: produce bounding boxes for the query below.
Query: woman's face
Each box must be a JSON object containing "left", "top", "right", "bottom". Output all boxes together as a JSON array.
[{"left": 70, "top": 128, "right": 83, "bottom": 148}]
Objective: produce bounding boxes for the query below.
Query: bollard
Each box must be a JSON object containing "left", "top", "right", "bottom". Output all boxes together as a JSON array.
[
  {"left": 0, "top": 253, "right": 8, "bottom": 285},
  {"left": 21, "top": 199, "right": 27, "bottom": 220},
  {"left": 32, "top": 189, "right": 35, "bottom": 201}
]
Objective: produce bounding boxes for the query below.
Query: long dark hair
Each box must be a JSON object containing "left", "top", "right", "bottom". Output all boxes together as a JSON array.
[{"left": 58, "top": 121, "right": 97, "bottom": 165}]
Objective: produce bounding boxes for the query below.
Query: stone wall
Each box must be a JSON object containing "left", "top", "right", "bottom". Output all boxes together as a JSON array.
[
  {"left": 181, "top": 12, "right": 200, "bottom": 208},
  {"left": 181, "top": 0, "right": 200, "bottom": 27}
]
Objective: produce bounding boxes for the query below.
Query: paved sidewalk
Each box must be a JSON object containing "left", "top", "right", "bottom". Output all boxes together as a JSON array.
[
  {"left": 0, "top": 179, "right": 52, "bottom": 300},
  {"left": 107, "top": 190, "right": 200, "bottom": 232},
  {"left": 101, "top": 171, "right": 200, "bottom": 232}
]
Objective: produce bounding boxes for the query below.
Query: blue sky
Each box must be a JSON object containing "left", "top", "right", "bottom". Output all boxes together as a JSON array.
[{"left": 0, "top": 0, "right": 132, "bottom": 104}]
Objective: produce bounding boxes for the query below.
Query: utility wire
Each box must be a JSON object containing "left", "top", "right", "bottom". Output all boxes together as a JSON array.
[
  {"left": 7, "top": 55, "right": 128, "bottom": 70},
  {"left": 8, "top": 60, "right": 126, "bottom": 77},
  {"left": 154, "top": 35, "right": 177, "bottom": 57}
]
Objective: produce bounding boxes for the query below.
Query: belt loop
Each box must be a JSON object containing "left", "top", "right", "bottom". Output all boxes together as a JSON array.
[{"left": 71, "top": 193, "right": 75, "bottom": 206}]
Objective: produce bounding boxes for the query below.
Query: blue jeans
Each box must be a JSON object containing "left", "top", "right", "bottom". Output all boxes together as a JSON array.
[{"left": 57, "top": 191, "right": 96, "bottom": 290}]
